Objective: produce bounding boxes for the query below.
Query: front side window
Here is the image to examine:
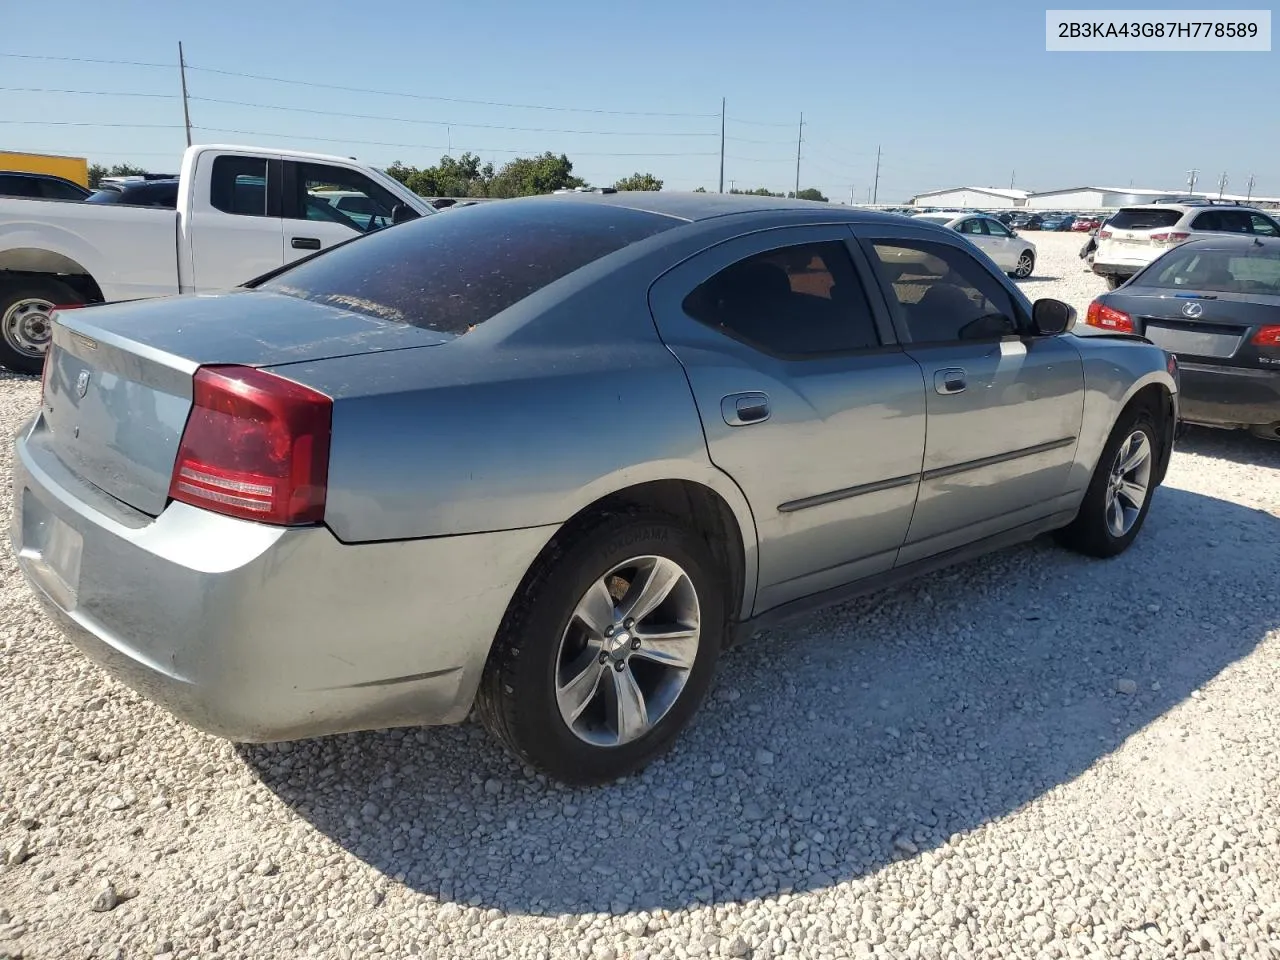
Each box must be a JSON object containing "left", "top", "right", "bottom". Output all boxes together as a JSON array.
[
  {"left": 985, "top": 219, "right": 1013, "bottom": 238},
  {"left": 867, "top": 239, "right": 1019, "bottom": 343},
  {"left": 210, "top": 156, "right": 268, "bottom": 217},
  {"left": 41, "top": 179, "right": 87, "bottom": 201},
  {"left": 1249, "top": 214, "right": 1280, "bottom": 237},
  {"left": 682, "top": 241, "right": 881, "bottom": 356},
  {"left": 293, "top": 163, "right": 402, "bottom": 233}
]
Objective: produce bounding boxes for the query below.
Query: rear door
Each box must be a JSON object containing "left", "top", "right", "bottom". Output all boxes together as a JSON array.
[
  {"left": 185, "top": 150, "right": 285, "bottom": 292},
  {"left": 855, "top": 224, "right": 1085, "bottom": 564},
  {"left": 281, "top": 161, "right": 402, "bottom": 263},
  {"left": 648, "top": 225, "right": 927, "bottom": 614}
]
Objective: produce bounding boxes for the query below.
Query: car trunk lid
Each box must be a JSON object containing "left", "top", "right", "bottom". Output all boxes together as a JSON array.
[
  {"left": 36, "top": 291, "right": 450, "bottom": 517},
  {"left": 1112, "top": 289, "right": 1280, "bottom": 367}
]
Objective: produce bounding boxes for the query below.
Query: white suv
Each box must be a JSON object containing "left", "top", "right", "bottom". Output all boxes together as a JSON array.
[{"left": 1093, "top": 201, "right": 1280, "bottom": 288}]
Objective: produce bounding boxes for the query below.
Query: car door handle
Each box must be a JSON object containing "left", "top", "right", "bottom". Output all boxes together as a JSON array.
[
  {"left": 291, "top": 237, "right": 322, "bottom": 250},
  {"left": 721, "top": 392, "right": 770, "bottom": 426},
  {"left": 934, "top": 368, "right": 967, "bottom": 395}
]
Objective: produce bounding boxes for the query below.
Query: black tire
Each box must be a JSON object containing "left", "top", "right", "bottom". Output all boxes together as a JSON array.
[
  {"left": 476, "top": 509, "right": 726, "bottom": 785},
  {"left": 0, "top": 277, "right": 81, "bottom": 375},
  {"left": 1055, "top": 403, "right": 1162, "bottom": 558}
]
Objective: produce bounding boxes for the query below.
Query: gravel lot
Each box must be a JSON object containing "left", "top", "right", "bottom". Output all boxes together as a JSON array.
[{"left": 3, "top": 231, "right": 1280, "bottom": 960}]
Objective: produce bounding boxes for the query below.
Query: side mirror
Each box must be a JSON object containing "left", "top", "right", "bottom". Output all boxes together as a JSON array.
[
  {"left": 391, "top": 203, "right": 417, "bottom": 225},
  {"left": 1032, "top": 298, "right": 1076, "bottom": 336}
]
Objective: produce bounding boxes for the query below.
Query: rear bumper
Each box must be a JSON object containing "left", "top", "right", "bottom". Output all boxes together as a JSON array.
[
  {"left": 1177, "top": 361, "right": 1280, "bottom": 428},
  {"left": 1091, "top": 261, "right": 1145, "bottom": 280},
  {"left": 10, "top": 417, "right": 555, "bottom": 741}
]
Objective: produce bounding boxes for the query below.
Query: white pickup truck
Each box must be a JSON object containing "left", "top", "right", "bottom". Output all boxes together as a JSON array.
[{"left": 0, "top": 144, "right": 436, "bottom": 373}]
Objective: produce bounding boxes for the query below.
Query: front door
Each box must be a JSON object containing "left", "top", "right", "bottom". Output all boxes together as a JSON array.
[
  {"left": 281, "top": 160, "right": 403, "bottom": 264},
  {"left": 981, "top": 217, "right": 1020, "bottom": 270},
  {"left": 856, "top": 227, "right": 1085, "bottom": 564},
  {"left": 648, "top": 225, "right": 927, "bottom": 614}
]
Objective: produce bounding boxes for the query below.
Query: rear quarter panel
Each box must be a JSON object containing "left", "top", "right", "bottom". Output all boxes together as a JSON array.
[
  {"left": 268, "top": 233, "right": 763, "bottom": 616},
  {"left": 1068, "top": 334, "right": 1178, "bottom": 492}
]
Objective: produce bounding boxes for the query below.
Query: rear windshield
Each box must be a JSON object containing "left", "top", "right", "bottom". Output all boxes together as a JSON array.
[
  {"left": 1108, "top": 208, "right": 1182, "bottom": 230},
  {"left": 1141, "top": 246, "right": 1280, "bottom": 295},
  {"left": 259, "top": 199, "right": 679, "bottom": 335}
]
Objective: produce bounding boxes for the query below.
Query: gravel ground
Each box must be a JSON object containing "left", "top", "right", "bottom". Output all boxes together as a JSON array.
[{"left": 2, "top": 233, "right": 1280, "bottom": 960}]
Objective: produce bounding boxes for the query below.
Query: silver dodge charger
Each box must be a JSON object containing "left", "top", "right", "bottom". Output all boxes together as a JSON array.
[{"left": 10, "top": 193, "right": 1179, "bottom": 784}]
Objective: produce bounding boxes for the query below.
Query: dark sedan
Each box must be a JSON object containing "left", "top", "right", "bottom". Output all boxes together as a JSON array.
[
  {"left": 1010, "top": 213, "right": 1044, "bottom": 230},
  {"left": 1085, "top": 235, "right": 1280, "bottom": 440}
]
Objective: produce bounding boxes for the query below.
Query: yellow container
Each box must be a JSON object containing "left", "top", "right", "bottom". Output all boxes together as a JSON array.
[{"left": 0, "top": 151, "right": 89, "bottom": 187}]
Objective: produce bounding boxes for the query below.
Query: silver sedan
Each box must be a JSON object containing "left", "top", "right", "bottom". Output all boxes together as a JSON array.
[{"left": 10, "top": 194, "right": 1179, "bottom": 784}]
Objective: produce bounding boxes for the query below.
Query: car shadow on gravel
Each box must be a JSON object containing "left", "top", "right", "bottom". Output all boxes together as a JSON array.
[
  {"left": 239, "top": 485, "right": 1280, "bottom": 915},
  {"left": 1176, "top": 424, "right": 1280, "bottom": 469}
]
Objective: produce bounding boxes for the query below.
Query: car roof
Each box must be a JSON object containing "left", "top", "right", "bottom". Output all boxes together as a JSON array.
[{"left": 540, "top": 190, "right": 892, "bottom": 223}]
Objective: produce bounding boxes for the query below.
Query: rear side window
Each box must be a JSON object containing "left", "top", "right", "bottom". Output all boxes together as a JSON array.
[
  {"left": 682, "top": 240, "right": 881, "bottom": 356},
  {"left": 260, "top": 199, "right": 678, "bottom": 335},
  {"left": 1108, "top": 209, "right": 1183, "bottom": 230},
  {"left": 0, "top": 175, "right": 39, "bottom": 198},
  {"left": 210, "top": 156, "right": 268, "bottom": 216},
  {"left": 1145, "top": 246, "right": 1280, "bottom": 295}
]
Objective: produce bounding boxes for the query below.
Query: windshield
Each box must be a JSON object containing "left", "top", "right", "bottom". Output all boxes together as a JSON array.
[
  {"left": 259, "top": 198, "right": 679, "bottom": 335},
  {"left": 1141, "top": 245, "right": 1280, "bottom": 295}
]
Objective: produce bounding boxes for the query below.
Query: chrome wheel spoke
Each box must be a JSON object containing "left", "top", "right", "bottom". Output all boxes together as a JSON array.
[
  {"left": 608, "top": 664, "right": 649, "bottom": 743},
  {"left": 573, "top": 579, "right": 616, "bottom": 638},
  {"left": 630, "top": 625, "right": 699, "bottom": 670},
  {"left": 617, "top": 557, "right": 684, "bottom": 624},
  {"left": 1107, "top": 495, "right": 1126, "bottom": 537},
  {"left": 1117, "top": 479, "right": 1147, "bottom": 510},
  {"left": 1118, "top": 435, "right": 1150, "bottom": 475},
  {"left": 556, "top": 651, "right": 604, "bottom": 723}
]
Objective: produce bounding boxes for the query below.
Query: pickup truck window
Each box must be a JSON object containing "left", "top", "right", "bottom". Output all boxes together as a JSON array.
[
  {"left": 210, "top": 156, "right": 269, "bottom": 217},
  {"left": 291, "top": 162, "right": 403, "bottom": 233}
]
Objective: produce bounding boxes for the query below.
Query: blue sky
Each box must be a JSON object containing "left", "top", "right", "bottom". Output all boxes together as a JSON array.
[{"left": 3, "top": 0, "right": 1275, "bottom": 201}]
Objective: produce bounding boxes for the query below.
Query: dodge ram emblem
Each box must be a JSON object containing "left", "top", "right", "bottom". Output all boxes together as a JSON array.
[{"left": 75, "top": 370, "right": 90, "bottom": 398}]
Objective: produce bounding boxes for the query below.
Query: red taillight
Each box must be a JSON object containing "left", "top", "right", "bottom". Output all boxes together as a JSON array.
[
  {"left": 1098, "top": 229, "right": 1112, "bottom": 239},
  {"left": 168, "top": 365, "right": 332, "bottom": 525},
  {"left": 1252, "top": 325, "right": 1280, "bottom": 346},
  {"left": 1150, "top": 231, "right": 1191, "bottom": 244},
  {"left": 1086, "top": 300, "right": 1134, "bottom": 333}
]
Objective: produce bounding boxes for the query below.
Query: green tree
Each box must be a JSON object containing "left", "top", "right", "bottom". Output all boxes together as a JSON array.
[
  {"left": 790, "top": 187, "right": 829, "bottom": 202},
  {"left": 730, "top": 186, "right": 785, "bottom": 197},
  {"left": 613, "top": 172, "right": 663, "bottom": 192},
  {"left": 693, "top": 186, "right": 707, "bottom": 193},
  {"left": 87, "top": 164, "right": 109, "bottom": 189},
  {"left": 87, "top": 162, "right": 149, "bottom": 189},
  {"left": 488, "top": 152, "right": 585, "bottom": 198}
]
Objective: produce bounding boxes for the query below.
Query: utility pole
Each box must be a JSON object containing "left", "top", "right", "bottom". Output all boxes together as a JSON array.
[
  {"left": 1247, "top": 173, "right": 1256, "bottom": 201},
  {"left": 872, "top": 145, "right": 882, "bottom": 205},
  {"left": 718, "top": 98, "right": 725, "bottom": 194},
  {"left": 178, "top": 41, "right": 192, "bottom": 147},
  {"left": 728, "top": 179, "right": 736, "bottom": 193},
  {"left": 1009, "top": 170, "right": 1015, "bottom": 190},
  {"left": 1186, "top": 168, "right": 1199, "bottom": 195},
  {"left": 1217, "top": 172, "right": 1228, "bottom": 198},
  {"left": 794, "top": 112, "right": 804, "bottom": 198},
  {"left": 849, "top": 184, "right": 855, "bottom": 206}
]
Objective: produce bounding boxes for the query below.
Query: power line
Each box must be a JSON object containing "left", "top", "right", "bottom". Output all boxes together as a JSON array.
[
  {"left": 724, "top": 116, "right": 797, "bottom": 128},
  {"left": 186, "top": 96, "right": 718, "bottom": 137},
  {"left": 0, "top": 86, "right": 179, "bottom": 99},
  {"left": 193, "top": 125, "right": 720, "bottom": 157},
  {"left": 0, "top": 52, "right": 172, "bottom": 69},
  {"left": 186, "top": 63, "right": 719, "bottom": 118},
  {"left": 725, "top": 134, "right": 796, "bottom": 145},
  {"left": 0, "top": 119, "right": 185, "bottom": 129}
]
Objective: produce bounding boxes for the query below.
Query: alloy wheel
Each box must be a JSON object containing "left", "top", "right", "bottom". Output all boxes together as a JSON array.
[
  {"left": 554, "top": 555, "right": 701, "bottom": 747},
  {"left": 1105, "top": 430, "right": 1153, "bottom": 537}
]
